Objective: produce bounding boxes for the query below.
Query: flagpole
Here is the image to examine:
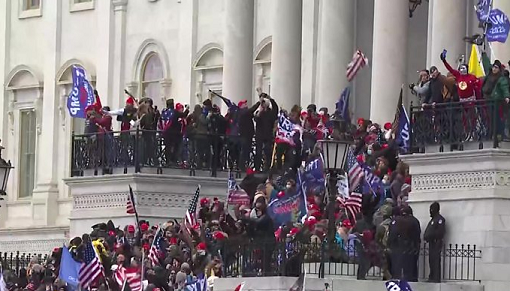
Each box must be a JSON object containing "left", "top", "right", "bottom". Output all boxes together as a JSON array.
[{"left": 141, "top": 246, "right": 145, "bottom": 281}]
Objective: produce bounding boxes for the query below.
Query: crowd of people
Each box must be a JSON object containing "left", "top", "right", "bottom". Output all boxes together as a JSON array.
[
  {"left": 411, "top": 50, "right": 510, "bottom": 142},
  {"left": 19, "top": 48, "right": 510, "bottom": 291}
]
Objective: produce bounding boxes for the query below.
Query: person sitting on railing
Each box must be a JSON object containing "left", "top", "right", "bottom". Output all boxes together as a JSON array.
[{"left": 440, "top": 50, "right": 481, "bottom": 102}]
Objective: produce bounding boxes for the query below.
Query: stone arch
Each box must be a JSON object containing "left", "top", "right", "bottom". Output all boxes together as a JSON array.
[
  {"left": 193, "top": 43, "right": 224, "bottom": 69},
  {"left": 132, "top": 39, "right": 171, "bottom": 82},
  {"left": 5, "top": 65, "right": 43, "bottom": 90},
  {"left": 56, "top": 59, "right": 96, "bottom": 85},
  {"left": 254, "top": 36, "right": 272, "bottom": 63}
]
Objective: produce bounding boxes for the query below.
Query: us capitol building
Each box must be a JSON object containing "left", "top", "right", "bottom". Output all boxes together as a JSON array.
[{"left": 1, "top": 1, "right": 510, "bottom": 290}]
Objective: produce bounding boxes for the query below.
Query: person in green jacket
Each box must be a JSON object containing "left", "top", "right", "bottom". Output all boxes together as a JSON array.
[{"left": 481, "top": 53, "right": 510, "bottom": 140}]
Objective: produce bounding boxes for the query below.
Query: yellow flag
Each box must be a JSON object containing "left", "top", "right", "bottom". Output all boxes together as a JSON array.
[{"left": 468, "top": 44, "right": 485, "bottom": 78}]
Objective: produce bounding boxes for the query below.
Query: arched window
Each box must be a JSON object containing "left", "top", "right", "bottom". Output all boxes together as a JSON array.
[{"left": 141, "top": 53, "right": 163, "bottom": 101}]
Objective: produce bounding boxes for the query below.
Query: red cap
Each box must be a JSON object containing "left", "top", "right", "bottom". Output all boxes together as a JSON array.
[
  {"left": 213, "top": 231, "right": 227, "bottom": 240},
  {"left": 274, "top": 227, "right": 282, "bottom": 240},
  {"left": 53, "top": 247, "right": 60, "bottom": 253},
  {"left": 308, "top": 203, "right": 320, "bottom": 212},
  {"left": 200, "top": 197, "right": 210, "bottom": 206},
  {"left": 382, "top": 144, "right": 389, "bottom": 149},
  {"left": 342, "top": 219, "right": 353, "bottom": 229},
  {"left": 277, "top": 191, "right": 285, "bottom": 198},
  {"left": 357, "top": 118, "right": 365, "bottom": 125},
  {"left": 246, "top": 168, "right": 255, "bottom": 176},
  {"left": 126, "top": 97, "right": 135, "bottom": 105},
  {"left": 108, "top": 230, "right": 116, "bottom": 237},
  {"left": 140, "top": 223, "right": 149, "bottom": 232},
  {"left": 197, "top": 242, "right": 207, "bottom": 251},
  {"left": 127, "top": 225, "right": 135, "bottom": 233},
  {"left": 169, "top": 237, "right": 178, "bottom": 245},
  {"left": 356, "top": 155, "right": 364, "bottom": 163},
  {"left": 176, "top": 103, "right": 184, "bottom": 111},
  {"left": 288, "top": 227, "right": 300, "bottom": 236},
  {"left": 384, "top": 122, "right": 392, "bottom": 130},
  {"left": 143, "top": 243, "right": 150, "bottom": 251},
  {"left": 238, "top": 100, "right": 248, "bottom": 108}
]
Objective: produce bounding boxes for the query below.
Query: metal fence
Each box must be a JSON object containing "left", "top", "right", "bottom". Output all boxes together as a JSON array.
[
  {"left": 222, "top": 241, "right": 481, "bottom": 281},
  {"left": 409, "top": 99, "right": 505, "bottom": 153},
  {"left": 0, "top": 252, "right": 49, "bottom": 276},
  {"left": 71, "top": 130, "right": 267, "bottom": 177}
]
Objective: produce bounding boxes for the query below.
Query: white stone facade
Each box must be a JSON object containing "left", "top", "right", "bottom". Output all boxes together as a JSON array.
[{"left": 0, "top": 0, "right": 503, "bottom": 252}]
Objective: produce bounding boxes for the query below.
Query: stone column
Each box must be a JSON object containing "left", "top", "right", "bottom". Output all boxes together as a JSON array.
[
  {"left": 32, "top": 0, "right": 62, "bottom": 226},
  {"left": 271, "top": 0, "right": 302, "bottom": 110},
  {"left": 370, "top": 0, "right": 409, "bottom": 124},
  {"left": 491, "top": 0, "right": 510, "bottom": 63},
  {"left": 95, "top": 0, "right": 114, "bottom": 107},
  {"left": 112, "top": 0, "right": 128, "bottom": 126},
  {"left": 222, "top": 0, "right": 254, "bottom": 104},
  {"left": 316, "top": 0, "right": 354, "bottom": 110},
  {"left": 428, "top": 0, "right": 467, "bottom": 72}
]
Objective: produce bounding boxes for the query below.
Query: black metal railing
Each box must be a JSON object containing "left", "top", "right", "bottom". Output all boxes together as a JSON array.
[
  {"left": 222, "top": 241, "right": 481, "bottom": 281},
  {"left": 409, "top": 99, "right": 507, "bottom": 153},
  {"left": 0, "top": 252, "right": 49, "bottom": 276},
  {"left": 71, "top": 130, "right": 268, "bottom": 177}
]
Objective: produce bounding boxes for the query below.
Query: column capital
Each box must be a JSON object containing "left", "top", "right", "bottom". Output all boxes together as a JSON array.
[{"left": 112, "top": 0, "right": 128, "bottom": 12}]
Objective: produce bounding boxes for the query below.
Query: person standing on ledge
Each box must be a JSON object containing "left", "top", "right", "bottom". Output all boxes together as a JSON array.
[{"left": 424, "top": 201, "right": 446, "bottom": 283}]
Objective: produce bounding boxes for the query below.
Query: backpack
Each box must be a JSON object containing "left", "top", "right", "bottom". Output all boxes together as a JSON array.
[{"left": 381, "top": 223, "right": 390, "bottom": 248}]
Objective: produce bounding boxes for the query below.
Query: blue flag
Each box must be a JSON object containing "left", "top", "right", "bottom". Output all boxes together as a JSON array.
[
  {"left": 67, "top": 66, "right": 95, "bottom": 119},
  {"left": 476, "top": 0, "right": 492, "bottom": 23},
  {"left": 487, "top": 9, "right": 510, "bottom": 43},
  {"left": 267, "top": 172, "right": 308, "bottom": 227},
  {"left": 301, "top": 157, "right": 326, "bottom": 197},
  {"left": 185, "top": 273, "right": 207, "bottom": 291},
  {"left": 385, "top": 280, "right": 413, "bottom": 291},
  {"left": 59, "top": 246, "right": 81, "bottom": 287},
  {"left": 336, "top": 87, "right": 351, "bottom": 124},
  {"left": 360, "top": 163, "right": 383, "bottom": 196},
  {"left": 395, "top": 104, "right": 410, "bottom": 153}
]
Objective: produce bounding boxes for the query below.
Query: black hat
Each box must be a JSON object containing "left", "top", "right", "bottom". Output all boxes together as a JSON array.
[
  {"left": 493, "top": 60, "right": 502, "bottom": 69},
  {"left": 307, "top": 104, "right": 317, "bottom": 112},
  {"left": 429, "top": 66, "right": 438, "bottom": 73}
]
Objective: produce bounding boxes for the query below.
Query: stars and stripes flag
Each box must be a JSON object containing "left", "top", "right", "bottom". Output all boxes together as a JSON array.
[
  {"left": 185, "top": 273, "right": 207, "bottom": 291},
  {"left": 337, "top": 192, "right": 363, "bottom": 223},
  {"left": 346, "top": 50, "right": 369, "bottom": 82},
  {"left": 127, "top": 186, "right": 140, "bottom": 230},
  {"left": 78, "top": 241, "right": 104, "bottom": 288},
  {"left": 234, "top": 282, "right": 245, "bottom": 291},
  {"left": 227, "top": 171, "right": 250, "bottom": 206},
  {"left": 185, "top": 185, "right": 202, "bottom": 232},
  {"left": 346, "top": 149, "right": 363, "bottom": 192},
  {"left": 148, "top": 226, "right": 164, "bottom": 266},
  {"left": 115, "top": 266, "right": 142, "bottom": 291}
]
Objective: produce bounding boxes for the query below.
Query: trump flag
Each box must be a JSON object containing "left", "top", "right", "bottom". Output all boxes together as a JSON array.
[{"left": 67, "top": 66, "right": 95, "bottom": 119}]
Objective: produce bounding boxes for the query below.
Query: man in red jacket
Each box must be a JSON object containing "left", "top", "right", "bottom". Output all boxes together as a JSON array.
[{"left": 440, "top": 50, "right": 480, "bottom": 101}]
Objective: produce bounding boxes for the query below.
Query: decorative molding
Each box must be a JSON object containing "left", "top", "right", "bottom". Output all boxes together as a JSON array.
[
  {"left": 7, "top": 92, "right": 15, "bottom": 135},
  {"left": 70, "top": 0, "right": 95, "bottom": 13},
  {"left": 112, "top": 0, "right": 129, "bottom": 12},
  {"left": 34, "top": 89, "right": 43, "bottom": 135},
  {"left": 412, "top": 171, "right": 496, "bottom": 191},
  {"left": 73, "top": 191, "right": 222, "bottom": 210},
  {"left": 131, "top": 39, "right": 171, "bottom": 93},
  {"left": 5, "top": 65, "right": 44, "bottom": 90}
]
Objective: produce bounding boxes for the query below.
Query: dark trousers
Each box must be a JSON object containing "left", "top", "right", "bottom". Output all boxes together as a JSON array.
[
  {"left": 391, "top": 248, "right": 416, "bottom": 281},
  {"left": 164, "top": 133, "right": 182, "bottom": 165},
  {"left": 429, "top": 241, "right": 442, "bottom": 282},
  {"left": 255, "top": 137, "right": 273, "bottom": 171},
  {"left": 275, "top": 143, "right": 294, "bottom": 171},
  {"left": 239, "top": 136, "right": 252, "bottom": 171}
]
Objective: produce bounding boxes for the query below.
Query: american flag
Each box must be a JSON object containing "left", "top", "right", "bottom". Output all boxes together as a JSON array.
[
  {"left": 115, "top": 266, "right": 142, "bottom": 291},
  {"left": 185, "top": 185, "right": 201, "bottom": 232},
  {"left": 227, "top": 171, "right": 250, "bottom": 206},
  {"left": 346, "top": 150, "right": 363, "bottom": 192},
  {"left": 127, "top": 186, "right": 136, "bottom": 214},
  {"left": 338, "top": 192, "right": 363, "bottom": 223},
  {"left": 148, "top": 226, "right": 164, "bottom": 266},
  {"left": 78, "top": 242, "right": 103, "bottom": 288},
  {"left": 185, "top": 274, "right": 207, "bottom": 291},
  {"left": 346, "top": 50, "right": 369, "bottom": 82}
]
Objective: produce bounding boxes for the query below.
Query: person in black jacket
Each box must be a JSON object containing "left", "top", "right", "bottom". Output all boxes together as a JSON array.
[
  {"left": 423, "top": 66, "right": 447, "bottom": 106},
  {"left": 424, "top": 202, "right": 446, "bottom": 283},
  {"left": 254, "top": 93, "right": 278, "bottom": 171},
  {"left": 166, "top": 103, "right": 189, "bottom": 165},
  {"left": 388, "top": 206, "right": 421, "bottom": 281},
  {"left": 208, "top": 105, "right": 227, "bottom": 176},
  {"left": 238, "top": 100, "right": 259, "bottom": 171}
]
